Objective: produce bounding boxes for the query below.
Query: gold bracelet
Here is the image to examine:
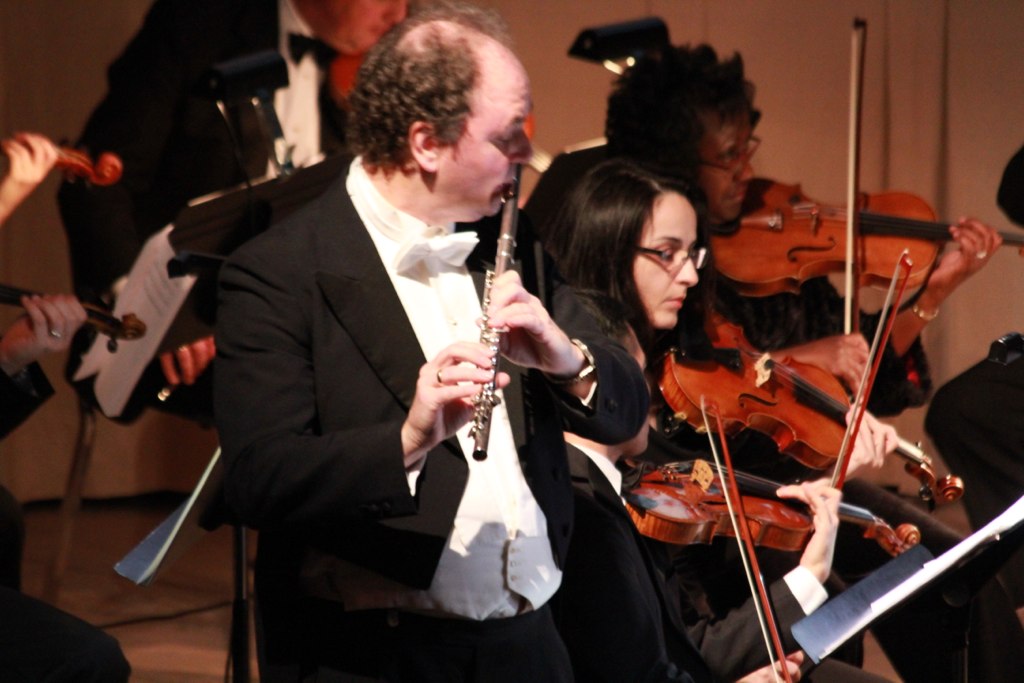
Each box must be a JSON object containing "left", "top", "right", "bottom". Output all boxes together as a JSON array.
[{"left": 911, "top": 303, "right": 939, "bottom": 322}]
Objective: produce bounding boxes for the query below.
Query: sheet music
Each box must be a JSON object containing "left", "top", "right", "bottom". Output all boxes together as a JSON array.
[
  {"left": 871, "top": 493, "right": 1024, "bottom": 613},
  {"left": 794, "top": 493, "right": 1024, "bottom": 661},
  {"left": 73, "top": 224, "right": 197, "bottom": 417},
  {"left": 114, "top": 448, "right": 222, "bottom": 586}
]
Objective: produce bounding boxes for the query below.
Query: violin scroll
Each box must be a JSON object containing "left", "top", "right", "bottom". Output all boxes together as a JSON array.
[
  {"left": 861, "top": 519, "right": 921, "bottom": 557},
  {"left": 81, "top": 305, "right": 146, "bottom": 341},
  {"left": 933, "top": 473, "right": 966, "bottom": 505},
  {"left": 55, "top": 147, "right": 123, "bottom": 186},
  {"left": 900, "top": 439, "right": 964, "bottom": 508}
]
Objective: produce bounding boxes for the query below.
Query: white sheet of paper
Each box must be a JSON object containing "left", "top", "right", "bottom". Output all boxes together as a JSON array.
[
  {"left": 114, "top": 448, "right": 222, "bottom": 586},
  {"left": 870, "top": 493, "right": 1024, "bottom": 615},
  {"left": 73, "top": 224, "right": 196, "bottom": 417}
]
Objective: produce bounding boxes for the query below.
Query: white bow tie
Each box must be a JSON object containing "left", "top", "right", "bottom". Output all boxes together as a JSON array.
[{"left": 394, "top": 231, "right": 479, "bottom": 274}]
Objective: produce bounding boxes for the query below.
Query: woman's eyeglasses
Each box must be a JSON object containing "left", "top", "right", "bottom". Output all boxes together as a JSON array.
[{"left": 635, "top": 244, "right": 709, "bottom": 272}]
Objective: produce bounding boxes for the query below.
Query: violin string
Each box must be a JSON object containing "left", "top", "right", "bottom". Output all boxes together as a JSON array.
[{"left": 767, "top": 361, "right": 848, "bottom": 422}]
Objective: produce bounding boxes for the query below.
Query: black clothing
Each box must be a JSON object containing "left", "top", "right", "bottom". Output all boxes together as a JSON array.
[
  {"left": 57, "top": 0, "right": 349, "bottom": 422},
  {"left": 554, "top": 445, "right": 708, "bottom": 682},
  {"left": 215, "top": 168, "right": 649, "bottom": 680},
  {"left": 0, "top": 366, "right": 130, "bottom": 681},
  {"left": 926, "top": 354, "right": 1024, "bottom": 606}
]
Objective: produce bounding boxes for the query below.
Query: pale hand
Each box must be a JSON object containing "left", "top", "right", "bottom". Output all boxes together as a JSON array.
[
  {"left": 845, "top": 409, "right": 899, "bottom": 477},
  {"left": 159, "top": 335, "right": 216, "bottom": 387},
  {"left": 0, "top": 294, "right": 87, "bottom": 376},
  {"left": 0, "top": 132, "right": 58, "bottom": 224},
  {"left": 922, "top": 218, "right": 1003, "bottom": 300},
  {"left": 777, "top": 479, "right": 841, "bottom": 584},
  {"left": 736, "top": 651, "right": 804, "bottom": 682},
  {"left": 779, "top": 334, "right": 868, "bottom": 392},
  {"left": 401, "top": 340, "right": 510, "bottom": 467},
  {"left": 483, "top": 270, "right": 585, "bottom": 379}
]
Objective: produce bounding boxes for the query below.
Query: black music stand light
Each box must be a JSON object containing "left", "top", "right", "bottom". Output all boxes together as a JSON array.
[{"left": 568, "top": 17, "right": 670, "bottom": 74}]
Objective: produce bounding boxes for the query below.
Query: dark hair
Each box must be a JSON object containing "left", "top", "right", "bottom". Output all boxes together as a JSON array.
[
  {"left": 346, "top": 2, "right": 513, "bottom": 171},
  {"left": 547, "top": 158, "right": 706, "bottom": 353},
  {"left": 573, "top": 290, "right": 636, "bottom": 349},
  {"left": 606, "top": 44, "right": 757, "bottom": 184}
]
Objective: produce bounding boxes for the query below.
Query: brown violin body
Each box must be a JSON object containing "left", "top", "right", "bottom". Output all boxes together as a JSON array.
[
  {"left": 625, "top": 461, "right": 919, "bottom": 557},
  {"left": 660, "top": 317, "right": 844, "bottom": 470},
  {"left": 659, "top": 315, "right": 963, "bottom": 506},
  {"left": 712, "top": 178, "right": 1024, "bottom": 297}
]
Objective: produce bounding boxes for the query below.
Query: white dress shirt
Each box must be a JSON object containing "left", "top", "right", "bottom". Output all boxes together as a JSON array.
[
  {"left": 318, "top": 158, "right": 561, "bottom": 620},
  {"left": 276, "top": 0, "right": 325, "bottom": 169}
]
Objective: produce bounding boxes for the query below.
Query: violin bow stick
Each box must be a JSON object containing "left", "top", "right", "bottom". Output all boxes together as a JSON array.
[
  {"left": 844, "top": 18, "right": 867, "bottom": 335},
  {"left": 832, "top": 250, "right": 913, "bottom": 490},
  {"left": 700, "top": 397, "right": 794, "bottom": 683}
]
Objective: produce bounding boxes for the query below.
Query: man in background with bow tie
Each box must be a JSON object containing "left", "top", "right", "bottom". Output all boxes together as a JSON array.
[
  {"left": 213, "top": 3, "right": 648, "bottom": 681},
  {"left": 58, "top": 0, "right": 408, "bottom": 421}
]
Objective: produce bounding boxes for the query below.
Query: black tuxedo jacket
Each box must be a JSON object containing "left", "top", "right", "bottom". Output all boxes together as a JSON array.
[
  {"left": 58, "top": 0, "right": 349, "bottom": 422},
  {"left": 214, "top": 163, "right": 648, "bottom": 600},
  {"left": 0, "top": 364, "right": 53, "bottom": 440},
  {"left": 58, "top": 0, "right": 348, "bottom": 297}
]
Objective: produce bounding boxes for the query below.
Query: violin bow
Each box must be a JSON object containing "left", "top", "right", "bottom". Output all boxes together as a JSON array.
[
  {"left": 701, "top": 397, "right": 794, "bottom": 683},
  {"left": 844, "top": 18, "right": 868, "bottom": 335},
  {"left": 831, "top": 250, "right": 913, "bottom": 490}
]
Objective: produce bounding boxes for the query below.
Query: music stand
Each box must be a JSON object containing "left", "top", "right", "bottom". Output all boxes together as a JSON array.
[
  {"left": 792, "top": 494, "right": 1024, "bottom": 682},
  {"left": 163, "top": 153, "right": 349, "bottom": 351}
]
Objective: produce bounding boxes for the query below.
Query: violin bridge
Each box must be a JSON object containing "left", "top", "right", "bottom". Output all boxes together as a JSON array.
[
  {"left": 753, "top": 354, "right": 772, "bottom": 388},
  {"left": 691, "top": 460, "right": 714, "bottom": 492}
]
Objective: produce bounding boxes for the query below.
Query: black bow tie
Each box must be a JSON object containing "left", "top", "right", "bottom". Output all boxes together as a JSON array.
[{"left": 288, "top": 33, "right": 336, "bottom": 67}]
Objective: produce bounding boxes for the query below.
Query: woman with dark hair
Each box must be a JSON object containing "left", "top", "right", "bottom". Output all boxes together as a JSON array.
[
  {"left": 546, "top": 157, "right": 899, "bottom": 683},
  {"left": 546, "top": 156, "right": 708, "bottom": 353}
]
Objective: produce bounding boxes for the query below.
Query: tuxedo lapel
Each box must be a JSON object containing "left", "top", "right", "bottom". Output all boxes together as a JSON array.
[{"left": 314, "top": 187, "right": 425, "bottom": 410}]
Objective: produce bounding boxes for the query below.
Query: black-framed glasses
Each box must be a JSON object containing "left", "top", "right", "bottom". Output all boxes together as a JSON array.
[
  {"left": 636, "top": 243, "right": 709, "bottom": 272},
  {"left": 699, "top": 135, "right": 761, "bottom": 173}
]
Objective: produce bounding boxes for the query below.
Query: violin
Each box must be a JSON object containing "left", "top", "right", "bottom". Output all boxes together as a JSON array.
[
  {"left": 658, "top": 316, "right": 963, "bottom": 506},
  {"left": 55, "top": 146, "right": 123, "bottom": 186},
  {"left": 0, "top": 283, "right": 145, "bottom": 346},
  {"left": 711, "top": 178, "right": 1024, "bottom": 297},
  {"left": 625, "top": 460, "right": 920, "bottom": 557}
]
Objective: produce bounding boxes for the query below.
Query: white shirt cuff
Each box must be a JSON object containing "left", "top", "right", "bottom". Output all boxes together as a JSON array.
[
  {"left": 783, "top": 565, "right": 829, "bottom": 615},
  {"left": 405, "top": 454, "right": 426, "bottom": 495}
]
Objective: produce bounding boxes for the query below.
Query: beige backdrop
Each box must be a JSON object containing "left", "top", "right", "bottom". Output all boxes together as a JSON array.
[{"left": 1, "top": 0, "right": 1022, "bottom": 501}]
